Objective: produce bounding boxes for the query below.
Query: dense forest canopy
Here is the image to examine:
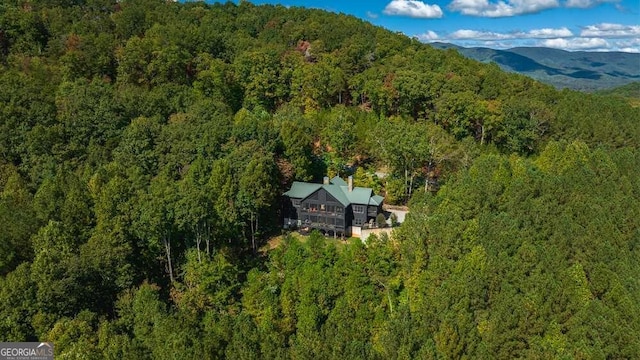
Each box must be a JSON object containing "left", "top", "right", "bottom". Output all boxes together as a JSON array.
[
  {"left": 1, "top": 0, "right": 639, "bottom": 358},
  {"left": 596, "top": 81, "right": 640, "bottom": 107}
]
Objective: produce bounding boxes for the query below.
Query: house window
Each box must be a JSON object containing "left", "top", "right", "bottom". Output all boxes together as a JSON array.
[
  {"left": 310, "top": 203, "right": 318, "bottom": 212},
  {"left": 336, "top": 206, "right": 342, "bottom": 213},
  {"left": 353, "top": 218, "right": 363, "bottom": 226},
  {"left": 310, "top": 215, "right": 317, "bottom": 223},
  {"left": 302, "top": 202, "right": 309, "bottom": 211},
  {"left": 320, "top": 204, "right": 326, "bottom": 211},
  {"left": 327, "top": 205, "right": 335, "bottom": 213},
  {"left": 353, "top": 205, "right": 365, "bottom": 214},
  {"left": 292, "top": 199, "right": 300, "bottom": 207},
  {"left": 336, "top": 219, "right": 344, "bottom": 226}
]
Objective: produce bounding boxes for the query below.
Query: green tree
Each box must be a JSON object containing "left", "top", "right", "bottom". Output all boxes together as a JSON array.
[
  {"left": 176, "top": 249, "right": 239, "bottom": 314},
  {"left": 0, "top": 166, "right": 37, "bottom": 274},
  {"left": 135, "top": 173, "right": 178, "bottom": 283},
  {"left": 175, "top": 158, "right": 214, "bottom": 260},
  {"left": 112, "top": 116, "right": 162, "bottom": 176},
  {"left": 276, "top": 106, "right": 316, "bottom": 182},
  {"left": 55, "top": 79, "right": 126, "bottom": 165},
  {"left": 237, "top": 150, "right": 278, "bottom": 252},
  {"left": 45, "top": 311, "right": 101, "bottom": 358},
  {"left": 0, "top": 264, "right": 37, "bottom": 341},
  {"left": 208, "top": 158, "right": 240, "bottom": 245},
  {"left": 374, "top": 120, "right": 430, "bottom": 202},
  {"left": 30, "top": 221, "right": 85, "bottom": 325},
  {"left": 234, "top": 47, "right": 286, "bottom": 111}
]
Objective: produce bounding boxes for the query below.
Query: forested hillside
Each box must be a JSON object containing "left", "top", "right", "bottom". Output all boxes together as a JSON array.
[
  {"left": 430, "top": 43, "right": 640, "bottom": 92},
  {"left": 597, "top": 82, "right": 640, "bottom": 107},
  {"left": 1, "top": 0, "right": 639, "bottom": 358}
]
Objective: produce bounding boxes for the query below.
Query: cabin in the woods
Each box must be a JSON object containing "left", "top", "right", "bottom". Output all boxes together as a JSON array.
[{"left": 283, "top": 176, "right": 384, "bottom": 237}]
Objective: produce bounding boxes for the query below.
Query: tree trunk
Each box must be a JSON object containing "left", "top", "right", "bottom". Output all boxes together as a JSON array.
[
  {"left": 164, "top": 232, "right": 174, "bottom": 283},
  {"left": 408, "top": 173, "right": 414, "bottom": 198},
  {"left": 404, "top": 167, "right": 409, "bottom": 200},
  {"left": 205, "top": 222, "right": 211, "bottom": 257},
  {"left": 376, "top": 279, "right": 393, "bottom": 315},
  {"left": 426, "top": 160, "right": 434, "bottom": 192},
  {"left": 387, "top": 288, "right": 394, "bottom": 315},
  {"left": 250, "top": 212, "right": 256, "bottom": 253},
  {"left": 195, "top": 230, "right": 202, "bottom": 263}
]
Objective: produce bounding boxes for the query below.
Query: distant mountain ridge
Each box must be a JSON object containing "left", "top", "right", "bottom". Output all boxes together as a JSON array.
[{"left": 429, "top": 43, "right": 640, "bottom": 92}]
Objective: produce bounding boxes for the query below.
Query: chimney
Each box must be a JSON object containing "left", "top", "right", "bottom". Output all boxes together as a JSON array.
[
  {"left": 348, "top": 176, "right": 353, "bottom": 192},
  {"left": 323, "top": 176, "right": 329, "bottom": 185}
]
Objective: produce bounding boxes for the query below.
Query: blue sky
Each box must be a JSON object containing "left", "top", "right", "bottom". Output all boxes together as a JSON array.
[{"left": 236, "top": 0, "right": 640, "bottom": 52}]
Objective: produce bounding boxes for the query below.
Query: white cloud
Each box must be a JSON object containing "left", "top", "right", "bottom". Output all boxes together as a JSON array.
[
  {"left": 416, "top": 24, "right": 639, "bottom": 52},
  {"left": 564, "top": 0, "right": 617, "bottom": 8},
  {"left": 447, "top": 0, "right": 620, "bottom": 16},
  {"left": 449, "top": 29, "right": 511, "bottom": 40},
  {"left": 445, "top": 27, "right": 573, "bottom": 40},
  {"left": 383, "top": 0, "right": 443, "bottom": 18},
  {"left": 581, "top": 23, "right": 640, "bottom": 38},
  {"left": 416, "top": 30, "right": 440, "bottom": 41},
  {"left": 614, "top": 3, "right": 627, "bottom": 12},
  {"left": 615, "top": 38, "right": 640, "bottom": 47},
  {"left": 448, "top": 0, "right": 559, "bottom": 17},
  {"left": 540, "top": 37, "right": 609, "bottom": 50},
  {"left": 366, "top": 11, "right": 379, "bottom": 19},
  {"left": 485, "top": 41, "right": 520, "bottom": 48},
  {"left": 528, "top": 27, "right": 573, "bottom": 38},
  {"left": 612, "top": 38, "right": 640, "bottom": 52}
]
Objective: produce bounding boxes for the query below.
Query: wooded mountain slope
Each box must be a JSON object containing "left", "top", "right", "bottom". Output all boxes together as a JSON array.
[
  {"left": 430, "top": 42, "right": 640, "bottom": 92},
  {"left": 597, "top": 82, "right": 640, "bottom": 107},
  {"left": 1, "top": 0, "right": 639, "bottom": 358}
]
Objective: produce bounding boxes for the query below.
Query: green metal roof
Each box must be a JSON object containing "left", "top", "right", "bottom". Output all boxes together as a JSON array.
[
  {"left": 342, "top": 186, "right": 373, "bottom": 205},
  {"left": 283, "top": 182, "right": 322, "bottom": 199},
  {"left": 284, "top": 178, "right": 383, "bottom": 207},
  {"left": 323, "top": 185, "right": 350, "bottom": 206},
  {"left": 369, "top": 195, "right": 384, "bottom": 206},
  {"left": 330, "top": 176, "right": 347, "bottom": 186}
]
